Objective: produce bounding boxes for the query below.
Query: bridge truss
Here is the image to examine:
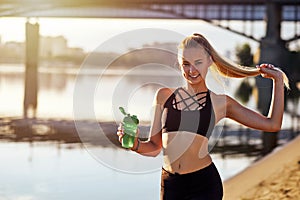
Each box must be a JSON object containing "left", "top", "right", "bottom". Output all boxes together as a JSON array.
[{"left": 0, "top": 0, "right": 300, "bottom": 43}]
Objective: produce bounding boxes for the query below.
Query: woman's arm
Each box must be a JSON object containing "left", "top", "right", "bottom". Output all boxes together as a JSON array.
[
  {"left": 118, "top": 88, "right": 169, "bottom": 157},
  {"left": 226, "top": 64, "right": 285, "bottom": 132},
  {"left": 132, "top": 102, "right": 163, "bottom": 157}
]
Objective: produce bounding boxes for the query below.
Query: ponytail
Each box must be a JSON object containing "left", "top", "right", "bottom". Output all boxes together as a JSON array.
[{"left": 178, "top": 33, "right": 290, "bottom": 89}]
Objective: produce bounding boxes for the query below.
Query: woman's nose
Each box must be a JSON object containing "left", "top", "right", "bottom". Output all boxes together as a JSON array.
[{"left": 189, "top": 65, "right": 197, "bottom": 73}]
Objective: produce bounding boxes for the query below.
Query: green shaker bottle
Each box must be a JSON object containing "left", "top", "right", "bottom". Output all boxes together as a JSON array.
[{"left": 119, "top": 107, "right": 139, "bottom": 148}]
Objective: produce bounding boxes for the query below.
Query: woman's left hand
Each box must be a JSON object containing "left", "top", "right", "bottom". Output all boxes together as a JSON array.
[{"left": 256, "top": 63, "right": 284, "bottom": 82}]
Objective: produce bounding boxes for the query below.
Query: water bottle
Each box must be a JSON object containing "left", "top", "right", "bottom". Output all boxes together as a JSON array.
[{"left": 119, "top": 107, "right": 139, "bottom": 148}]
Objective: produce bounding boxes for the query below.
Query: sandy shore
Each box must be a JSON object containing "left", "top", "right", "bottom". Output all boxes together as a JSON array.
[
  {"left": 242, "top": 160, "right": 300, "bottom": 200},
  {"left": 224, "top": 135, "right": 300, "bottom": 200}
]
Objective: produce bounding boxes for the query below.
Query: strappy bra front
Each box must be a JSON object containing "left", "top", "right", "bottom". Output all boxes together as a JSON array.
[{"left": 162, "top": 87, "right": 215, "bottom": 138}]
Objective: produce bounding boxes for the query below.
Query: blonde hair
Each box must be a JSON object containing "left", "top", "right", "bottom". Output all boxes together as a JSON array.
[{"left": 178, "top": 33, "right": 289, "bottom": 89}]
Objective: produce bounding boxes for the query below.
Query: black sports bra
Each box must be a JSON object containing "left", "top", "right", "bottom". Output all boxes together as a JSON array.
[{"left": 162, "top": 87, "right": 215, "bottom": 138}]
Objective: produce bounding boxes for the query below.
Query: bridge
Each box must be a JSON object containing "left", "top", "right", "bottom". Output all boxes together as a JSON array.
[
  {"left": 1, "top": 0, "right": 300, "bottom": 42},
  {"left": 1, "top": 0, "right": 300, "bottom": 154}
]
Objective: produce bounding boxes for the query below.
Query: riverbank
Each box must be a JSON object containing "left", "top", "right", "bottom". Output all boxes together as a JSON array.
[
  {"left": 0, "top": 116, "right": 292, "bottom": 146},
  {"left": 224, "top": 135, "right": 300, "bottom": 200},
  {"left": 0, "top": 117, "right": 153, "bottom": 147}
]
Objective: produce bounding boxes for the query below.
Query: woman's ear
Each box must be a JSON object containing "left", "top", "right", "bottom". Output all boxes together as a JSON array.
[{"left": 208, "top": 56, "right": 213, "bottom": 67}]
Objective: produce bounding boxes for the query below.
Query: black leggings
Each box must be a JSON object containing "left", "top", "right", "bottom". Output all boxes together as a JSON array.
[{"left": 161, "top": 163, "right": 223, "bottom": 200}]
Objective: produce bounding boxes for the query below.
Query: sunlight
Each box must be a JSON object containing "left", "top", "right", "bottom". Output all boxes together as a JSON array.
[
  {"left": 0, "top": 17, "right": 26, "bottom": 42},
  {"left": 0, "top": 17, "right": 260, "bottom": 54}
]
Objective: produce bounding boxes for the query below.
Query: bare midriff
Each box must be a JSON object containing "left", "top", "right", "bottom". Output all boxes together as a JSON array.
[{"left": 162, "top": 131, "right": 212, "bottom": 174}]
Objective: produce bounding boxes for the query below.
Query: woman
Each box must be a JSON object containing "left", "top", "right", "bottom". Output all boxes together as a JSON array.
[{"left": 117, "top": 33, "right": 289, "bottom": 200}]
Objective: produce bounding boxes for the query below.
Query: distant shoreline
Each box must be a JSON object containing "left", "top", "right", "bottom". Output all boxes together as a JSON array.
[{"left": 0, "top": 116, "right": 296, "bottom": 157}]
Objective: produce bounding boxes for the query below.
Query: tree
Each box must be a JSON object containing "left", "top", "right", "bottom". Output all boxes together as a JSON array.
[
  {"left": 234, "top": 43, "right": 255, "bottom": 105},
  {"left": 235, "top": 43, "right": 254, "bottom": 67}
]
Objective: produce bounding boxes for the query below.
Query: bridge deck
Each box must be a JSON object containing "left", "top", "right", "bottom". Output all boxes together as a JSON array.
[{"left": 0, "top": 0, "right": 299, "bottom": 21}]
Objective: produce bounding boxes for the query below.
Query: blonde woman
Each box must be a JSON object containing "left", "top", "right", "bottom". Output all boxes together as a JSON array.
[{"left": 117, "top": 33, "right": 288, "bottom": 200}]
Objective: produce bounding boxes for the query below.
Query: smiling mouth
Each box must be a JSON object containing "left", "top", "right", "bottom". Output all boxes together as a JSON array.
[{"left": 189, "top": 74, "right": 201, "bottom": 78}]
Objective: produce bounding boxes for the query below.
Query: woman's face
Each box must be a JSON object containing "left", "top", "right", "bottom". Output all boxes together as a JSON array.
[{"left": 178, "top": 47, "right": 212, "bottom": 85}]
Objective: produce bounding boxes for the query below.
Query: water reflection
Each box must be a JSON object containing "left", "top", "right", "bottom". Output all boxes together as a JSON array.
[
  {"left": 0, "top": 141, "right": 255, "bottom": 200},
  {"left": 0, "top": 64, "right": 185, "bottom": 121},
  {"left": 0, "top": 142, "right": 161, "bottom": 200}
]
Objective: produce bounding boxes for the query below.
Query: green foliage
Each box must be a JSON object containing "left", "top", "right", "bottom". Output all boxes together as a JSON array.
[
  {"left": 235, "top": 79, "right": 253, "bottom": 104},
  {"left": 234, "top": 43, "right": 255, "bottom": 104},
  {"left": 235, "top": 43, "right": 254, "bottom": 66}
]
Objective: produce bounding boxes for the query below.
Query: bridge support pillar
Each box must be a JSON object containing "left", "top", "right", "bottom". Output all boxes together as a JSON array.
[
  {"left": 257, "top": 2, "right": 289, "bottom": 155},
  {"left": 24, "top": 20, "right": 39, "bottom": 118}
]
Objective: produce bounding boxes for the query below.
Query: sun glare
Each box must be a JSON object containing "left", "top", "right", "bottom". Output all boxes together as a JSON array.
[
  {"left": 0, "top": 17, "right": 262, "bottom": 55},
  {"left": 0, "top": 17, "right": 26, "bottom": 43},
  {"left": 1, "top": 17, "right": 184, "bottom": 52}
]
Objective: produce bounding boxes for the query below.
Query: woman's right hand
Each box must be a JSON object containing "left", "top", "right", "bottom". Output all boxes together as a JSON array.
[{"left": 117, "top": 123, "right": 140, "bottom": 151}]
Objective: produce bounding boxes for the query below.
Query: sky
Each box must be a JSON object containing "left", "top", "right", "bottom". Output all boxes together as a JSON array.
[{"left": 0, "top": 17, "right": 298, "bottom": 57}]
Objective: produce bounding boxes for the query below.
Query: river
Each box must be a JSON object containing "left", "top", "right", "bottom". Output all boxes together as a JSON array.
[{"left": 0, "top": 63, "right": 296, "bottom": 199}]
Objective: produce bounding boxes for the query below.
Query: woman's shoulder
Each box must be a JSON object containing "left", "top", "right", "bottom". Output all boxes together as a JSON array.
[
  {"left": 155, "top": 87, "right": 176, "bottom": 105},
  {"left": 210, "top": 91, "right": 239, "bottom": 108},
  {"left": 209, "top": 91, "right": 229, "bottom": 121},
  {"left": 209, "top": 91, "right": 227, "bottom": 101},
  {"left": 210, "top": 91, "right": 238, "bottom": 105}
]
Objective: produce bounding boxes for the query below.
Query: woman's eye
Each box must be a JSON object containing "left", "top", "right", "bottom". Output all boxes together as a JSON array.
[
  {"left": 182, "top": 62, "right": 190, "bottom": 67},
  {"left": 195, "top": 61, "right": 202, "bottom": 65}
]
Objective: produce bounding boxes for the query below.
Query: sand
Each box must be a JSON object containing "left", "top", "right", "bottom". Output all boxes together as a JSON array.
[
  {"left": 242, "top": 160, "right": 300, "bottom": 200},
  {"left": 224, "top": 135, "right": 300, "bottom": 200}
]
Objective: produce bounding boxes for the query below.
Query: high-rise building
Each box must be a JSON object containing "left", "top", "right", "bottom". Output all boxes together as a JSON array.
[{"left": 40, "top": 36, "right": 68, "bottom": 57}]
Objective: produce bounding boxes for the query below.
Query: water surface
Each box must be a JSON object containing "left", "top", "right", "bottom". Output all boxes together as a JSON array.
[{"left": 0, "top": 141, "right": 256, "bottom": 200}]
